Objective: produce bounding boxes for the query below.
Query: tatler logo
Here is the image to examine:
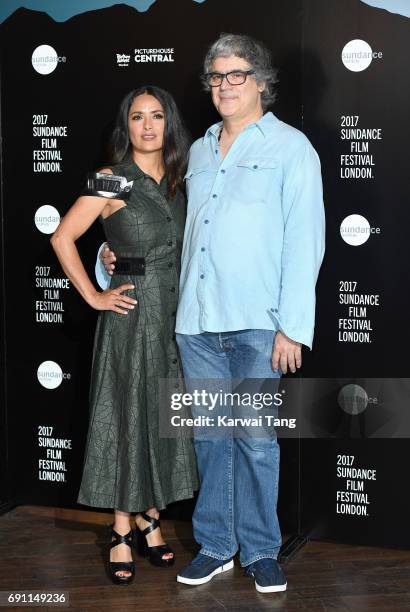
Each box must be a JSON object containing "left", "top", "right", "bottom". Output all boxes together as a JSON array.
[
  {"left": 340, "top": 214, "right": 381, "bottom": 246},
  {"left": 32, "top": 45, "right": 66, "bottom": 75},
  {"left": 116, "top": 53, "right": 130, "bottom": 67},
  {"left": 341, "top": 39, "right": 382, "bottom": 72},
  {"left": 34, "top": 205, "right": 60, "bottom": 234},
  {"left": 37, "top": 360, "right": 71, "bottom": 390}
]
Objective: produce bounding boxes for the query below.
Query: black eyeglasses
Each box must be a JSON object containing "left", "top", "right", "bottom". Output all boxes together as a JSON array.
[{"left": 204, "top": 69, "right": 256, "bottom": 87}]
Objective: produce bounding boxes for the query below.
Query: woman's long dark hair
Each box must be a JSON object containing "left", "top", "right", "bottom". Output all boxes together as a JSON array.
[{"left": 108, "top": 85, "right": 190, "bottom": 197}]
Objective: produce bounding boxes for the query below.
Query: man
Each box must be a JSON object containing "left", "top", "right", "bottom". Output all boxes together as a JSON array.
[{"left": 103, "top": 33, "right": 325, "bottom": 593}]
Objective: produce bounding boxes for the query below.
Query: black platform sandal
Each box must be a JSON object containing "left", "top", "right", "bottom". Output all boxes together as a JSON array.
[
  {"left": 109, "top": 527, "right": 135, "bottom": 585},
  {"left": 135, "top": 513, "right": 175, "bottom": 567}
]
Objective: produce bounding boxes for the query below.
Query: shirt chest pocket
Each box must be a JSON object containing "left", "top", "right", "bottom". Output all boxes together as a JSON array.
[
  {"left": 184, "top": 165, "right": 216, "bottom": 209},
  {"left": 234, "top": 158, "right": 280, "bottom": 204}
]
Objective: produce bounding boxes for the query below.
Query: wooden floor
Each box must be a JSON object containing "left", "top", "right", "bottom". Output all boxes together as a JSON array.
[{"left": 1, "top": 506, "right": 410, "bottom": 611}]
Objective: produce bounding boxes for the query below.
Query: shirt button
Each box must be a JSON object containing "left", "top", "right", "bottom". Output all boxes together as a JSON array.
[
  {"left": 170, "top": 287, "right": 176, "bottom": 292},
  {"left": 212, "top": 194, "right": 217, "bottom": 199},
  {"left": 201, "top": 247, "right": 205, "bottom": 252},
  {"left": 215, "top": 149, "right": 218, "bottom": 154},
  {"left": 200, "top": 274, "right": 205, "bottom": 279},
  {"left": 172, "top": 358, "right": 178, "bottom": 364},
  {"left": 204, "top": 219, "right": 209, "bottom": 224},
  {"left": 167, "top": 240, "right": 173, "bottom": 246},
  {"left": 166, "top": 216, "right": 172, "bottom": 222},
  {"left": 221, "top": 169, "right": 226, "bottom": 174},
  {"left": 168, "top": 262, "right": 173, "bottom": 268},
  {"left": 253, "top": 164, "right": 258, "bottom": 169}
]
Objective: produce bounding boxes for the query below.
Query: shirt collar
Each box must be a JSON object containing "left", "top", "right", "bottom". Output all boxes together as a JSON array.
[
  {"left": 121, "top": 158, "right": 147, "bottom": 180},
  {"left": 203, "top": 111, "right": 278, "bottom": 142}
]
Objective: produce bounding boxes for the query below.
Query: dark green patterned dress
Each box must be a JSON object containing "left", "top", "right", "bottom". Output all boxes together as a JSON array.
[{"left": 77, "top": 159, "right": 198, "bottom": 512}]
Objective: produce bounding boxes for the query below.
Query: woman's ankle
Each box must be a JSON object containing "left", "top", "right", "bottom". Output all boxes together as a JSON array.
[
  {"left": 144, "top": 507, "right": 160, "bottom": 520},
  {"left": 113, "top": 513, "right": 131, "bottom": 534}
]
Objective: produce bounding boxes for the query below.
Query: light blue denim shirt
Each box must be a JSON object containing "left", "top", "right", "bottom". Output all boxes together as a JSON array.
[{"left": 175, "top": 112, "right": 325, "bottom": 349}]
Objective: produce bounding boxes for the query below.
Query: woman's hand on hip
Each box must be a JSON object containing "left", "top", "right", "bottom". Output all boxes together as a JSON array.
[{"left": 89, "top": 283, "right": 137, "bottom": 315}]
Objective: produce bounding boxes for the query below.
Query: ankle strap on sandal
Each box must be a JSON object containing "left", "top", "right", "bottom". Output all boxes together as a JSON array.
[
  {"left": 110, "top": 528, "right": 133, "bottom": 549},
  {"left": 140, "top": 512, "right": 160, "bottom": 536}
]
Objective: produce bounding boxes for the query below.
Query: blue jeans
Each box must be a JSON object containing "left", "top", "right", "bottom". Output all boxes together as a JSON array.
[{"left": 176, "top": 329, "right": 282, "bottom": 567}]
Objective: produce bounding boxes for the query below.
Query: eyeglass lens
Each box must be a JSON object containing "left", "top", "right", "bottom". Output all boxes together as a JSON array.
[{"left": 208, "top": 71, "right": 250, "bottom": 86}]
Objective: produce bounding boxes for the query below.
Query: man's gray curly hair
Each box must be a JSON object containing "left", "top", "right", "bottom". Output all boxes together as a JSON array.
[{"left": 202, "top": 33, "right": 279, "bottom": 110}]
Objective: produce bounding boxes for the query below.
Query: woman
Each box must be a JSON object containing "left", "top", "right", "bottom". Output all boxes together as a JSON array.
[{"left": 51, "top": 86, "right": 198, "bottom": 584}]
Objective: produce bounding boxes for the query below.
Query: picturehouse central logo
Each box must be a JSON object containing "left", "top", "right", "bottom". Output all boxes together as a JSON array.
[
  {"left": 340, "top": 214, "right": 381, "bottom": 246},
  {"left": 341, "top": 39, "right": 383, "bottom": 72},
  {"left": 134, "top": 48, "right": 174, "bottom": 63},
  {"left": 32, "top": 44, "right": 66, "bottom": 75},
  {"left": 34, "top": 205, "right": 61, "bottom": 234}
]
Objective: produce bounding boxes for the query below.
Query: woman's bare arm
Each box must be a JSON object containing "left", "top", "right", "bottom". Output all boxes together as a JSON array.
[{"left": 50, "top": 169, "right": 136, "bottom": 314}]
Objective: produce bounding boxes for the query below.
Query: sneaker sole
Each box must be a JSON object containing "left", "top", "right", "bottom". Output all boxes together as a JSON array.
[
  {"left": 255, "top": 580, "right": 287, "bottom": 593},
  {"left": 177, "top": 559, "right": 234, "bottom": 585}
]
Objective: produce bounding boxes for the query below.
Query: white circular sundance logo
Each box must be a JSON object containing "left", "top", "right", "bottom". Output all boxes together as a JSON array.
[
  {"left": 341, "top": 39, "right": 373, "bottom": 72},
  {"left": 338, "top": 384, "right": 368, "bottom": 415},
  {"left": 37, "top": 360, "right": 64, "bottom": 389},
  {"left": 34, "top": 205, "right": 61, "bottom": 234},
  {"left": 32, "top": 44, "right": 60, "bottom": 75},
  {"left": 340, "top": 214, "right": 372, "bottom": 246}
]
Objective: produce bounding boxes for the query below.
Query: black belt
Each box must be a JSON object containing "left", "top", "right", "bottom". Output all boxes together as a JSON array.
[{"left": 114, "top": 257, "right": 145, "bottom": 275}]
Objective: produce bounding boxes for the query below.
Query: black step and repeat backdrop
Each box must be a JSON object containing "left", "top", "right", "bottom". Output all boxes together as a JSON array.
[
  {"left": 1, "top": 0, "right": 410, "bottom": 547},
  {"left": 300, "top": 0, "right": 410, "bottom": 548}
]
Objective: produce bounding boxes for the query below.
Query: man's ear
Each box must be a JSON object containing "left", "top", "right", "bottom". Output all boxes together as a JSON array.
[{"left": 258, "top": 81, "right": 266, "bottom": 93}]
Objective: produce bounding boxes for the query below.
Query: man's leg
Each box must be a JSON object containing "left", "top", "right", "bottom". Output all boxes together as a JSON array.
[
  {"left": 176, "top": 332, "right": 238, "bottom": 562},
  {"left": 225, "top": 329, "right": 282, "bottom": 567}
]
